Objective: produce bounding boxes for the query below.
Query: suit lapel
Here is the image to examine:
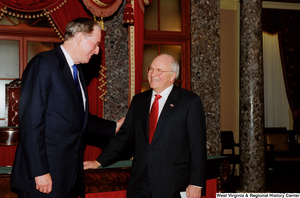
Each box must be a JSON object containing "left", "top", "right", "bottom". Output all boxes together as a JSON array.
[
  {"left": 77, "top": 65, "right": 89, "bottom": 130},
  {"left": 56, "top": 47, "right": 86, "bottom": 130},
  {"left": 56, "top": 48, "right": 78, "bottom": 103},
  {"left": 141, "top": 91, "right": 152, "bottom": 144},
  {"left": 150, "top": 86, "right": 179, "bottom": 144}
]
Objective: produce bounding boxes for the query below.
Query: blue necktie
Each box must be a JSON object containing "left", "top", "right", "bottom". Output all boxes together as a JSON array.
[{"left": 72, "top": 64, "right": 84, "bottom": 122}]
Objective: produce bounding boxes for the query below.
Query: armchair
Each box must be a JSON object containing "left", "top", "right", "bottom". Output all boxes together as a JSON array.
[
  {"left": 265, "top": 128, "right": 300, "bottom": 171},
  {"left": 221, "top": 131, "right": 240, "bottom": 176}
]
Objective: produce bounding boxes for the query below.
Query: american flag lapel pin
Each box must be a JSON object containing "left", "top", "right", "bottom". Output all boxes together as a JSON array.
[{"left": 170, "top": 104, "right": 174, "bottom": 107}]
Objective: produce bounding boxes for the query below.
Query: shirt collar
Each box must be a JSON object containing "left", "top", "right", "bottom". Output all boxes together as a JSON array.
[
  {"left": 152, "top": 84, "right": 174, "bottom": 99},
  {"left": 60, "top": 45, "right": 74, "bottom": 67}
]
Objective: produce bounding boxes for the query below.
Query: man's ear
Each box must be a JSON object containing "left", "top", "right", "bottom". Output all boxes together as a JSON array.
[
  {"left": 171, "top": 72, "right": 177, "bottom": 82},
  {"left": 75, "top": 32, "right": 85, "bottom": 45}
]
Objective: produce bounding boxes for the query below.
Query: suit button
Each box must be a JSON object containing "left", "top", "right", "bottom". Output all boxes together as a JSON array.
[
  {"left": 75, "top": 150, "right": 79, "bottom": 154},
  {"left": 148, "top": 148, "right": 152, "bottom": 151}
]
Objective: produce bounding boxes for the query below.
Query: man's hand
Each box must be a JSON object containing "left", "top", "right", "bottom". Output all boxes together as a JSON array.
[
  {"left": 186, "top": 185, "right": 202, "bottom": 198},
  {"left": 84, "top": 160, "right": 101, "bottom": 170},
  {"left": 116, "top": 117, "right": 125, "bottom": 133},
  {"left": 35, "top": 173, "right": 52, "bottom": 194}
]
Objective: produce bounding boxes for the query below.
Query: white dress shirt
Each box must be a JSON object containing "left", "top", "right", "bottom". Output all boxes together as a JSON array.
[
  {"left": 60, "top": 45, "right": 86, "bottom": 111},
  {"left": 150, "top": 84, "right": 174, "bottom": 120}
]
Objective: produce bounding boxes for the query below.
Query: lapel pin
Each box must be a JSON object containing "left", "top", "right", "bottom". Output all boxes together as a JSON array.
[{"left": 170, "top": 104, "right": 174, "bottom": 107}]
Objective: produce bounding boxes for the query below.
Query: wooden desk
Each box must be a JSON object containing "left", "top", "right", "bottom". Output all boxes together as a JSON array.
[
  {"left": 85, "top": 160, "right": 131, "bottom": 193},
  {"left": 0, "top": 156, "right": 229, "bottom": 198}
]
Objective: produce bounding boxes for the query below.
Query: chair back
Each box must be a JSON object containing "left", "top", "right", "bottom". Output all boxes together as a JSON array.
[
  {"left": 221, "top": 131, "right": 236, "bottom": 155},
  {"left": 296, "top": 133, "right": 300, "bottom": 144},
  {"left": 265, "top": 133, "right": 289, "bottom": 152},
  {"left": 264, "top": 127, "right": 289, "bottom": 152},
  {"left": 5, "top": 79, "right": 22, "bottom": 127}
]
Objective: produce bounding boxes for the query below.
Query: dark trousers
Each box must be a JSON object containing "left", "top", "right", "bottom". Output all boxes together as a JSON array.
[
  {"left": 18, "top": 190, "right": 46, "bottom": 198},
  {"left": 18, "top": 189, "right": 79, "bottom": 198},
  {"left": 133, "top": 170, "right": 153, "bottom": 198},
  {"left": 18, "top": 177, "right": 79, "bottom": 198}
]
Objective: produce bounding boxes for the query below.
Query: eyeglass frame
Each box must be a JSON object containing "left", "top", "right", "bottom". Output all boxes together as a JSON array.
[
  {"left": 86, "top": 36, "right": 100, "bottom": 49},
  {"left": 147, "top": 67, "right": 174, "bottom": 76}
]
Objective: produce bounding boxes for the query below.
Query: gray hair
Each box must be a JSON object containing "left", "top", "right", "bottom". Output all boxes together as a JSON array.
[
  {"left": 170, "top": 56, "right": 180, "bottom": 79},
  {"left": 64, "top": 18, "right": 100, "bottom": 41}
]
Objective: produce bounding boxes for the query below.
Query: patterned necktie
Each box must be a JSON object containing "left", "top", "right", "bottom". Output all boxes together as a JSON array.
[
  {"left": 149, "top": 94, "right": 162, "bottom": 144},
  {"left": 72, "top": 64, "right": 84, "bottom": 122}
]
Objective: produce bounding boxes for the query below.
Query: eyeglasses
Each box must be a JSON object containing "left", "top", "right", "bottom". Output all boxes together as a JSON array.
[
  {"left": 86, "top": 37, "right": 100, "bottom": 49},
  {"left": 147, "top": 67, "right": 174, "bottom": 75}
]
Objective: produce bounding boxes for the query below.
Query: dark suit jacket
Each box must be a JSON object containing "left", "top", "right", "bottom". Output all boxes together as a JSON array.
[
  {"left": 10, "top": 47, "right": 116, "bottom": 198},
  {"left": 98, "top": 86, "right": 207, "bottom": 198}
]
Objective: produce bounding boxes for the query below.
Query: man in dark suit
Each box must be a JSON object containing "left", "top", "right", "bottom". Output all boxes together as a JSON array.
[
  {"left": 84, "top": 54, "right": 207, "bottom": 198},
  {"left": 10, "top": 18, "right": 123, "bottom": 198}
]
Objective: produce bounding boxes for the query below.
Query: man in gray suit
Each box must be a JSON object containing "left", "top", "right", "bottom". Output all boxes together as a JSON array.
[
  {"left": 84, "top": 54, "right": 207, "bottom": 198},
  {"left": 11, "top": 18, "right": 123, "bottom": 198}
]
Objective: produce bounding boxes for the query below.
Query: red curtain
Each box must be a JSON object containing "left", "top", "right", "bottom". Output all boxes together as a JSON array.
[
  {"left": 278, "top": 32, "right": 300, "bottom": 131},
  {"left": 263, "top": 9, "right": 300, "bottom": 131},
  {"left": 0, "top": 0, "right": 62, "bottom": 11},
  {"left": 134, "top": 0, "right": 144, "bottom": 94},
  {"left": 48, "top": 0, "right": 91, "bottom": 36}
]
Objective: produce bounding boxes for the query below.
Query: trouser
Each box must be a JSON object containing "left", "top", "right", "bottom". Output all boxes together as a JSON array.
[{"left": 133, "top": 170, "right": 153, "bottom": 198}]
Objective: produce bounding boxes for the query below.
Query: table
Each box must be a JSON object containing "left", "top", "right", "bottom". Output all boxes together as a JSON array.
[
  {"left": 0, "top": 156, "right": 229, "bottom": 198},
  {"left": 0, "top": 127, "right": 108, "bottom": 166}
]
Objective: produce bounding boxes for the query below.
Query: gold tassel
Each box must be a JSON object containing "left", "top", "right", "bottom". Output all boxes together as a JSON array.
[{"left": 123, "top": 0, "right": 134, "bottom": 25}]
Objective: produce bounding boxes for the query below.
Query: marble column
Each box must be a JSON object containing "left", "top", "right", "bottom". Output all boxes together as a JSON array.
[
  {"left": 190, "top": 0, "right": 221, "bottom": 155},
  {"left": 103, "top": 0, "right": 129, "bottom": 121},
  {"left": 239, "top": 0, "right": 266, "bottom": 192}
]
